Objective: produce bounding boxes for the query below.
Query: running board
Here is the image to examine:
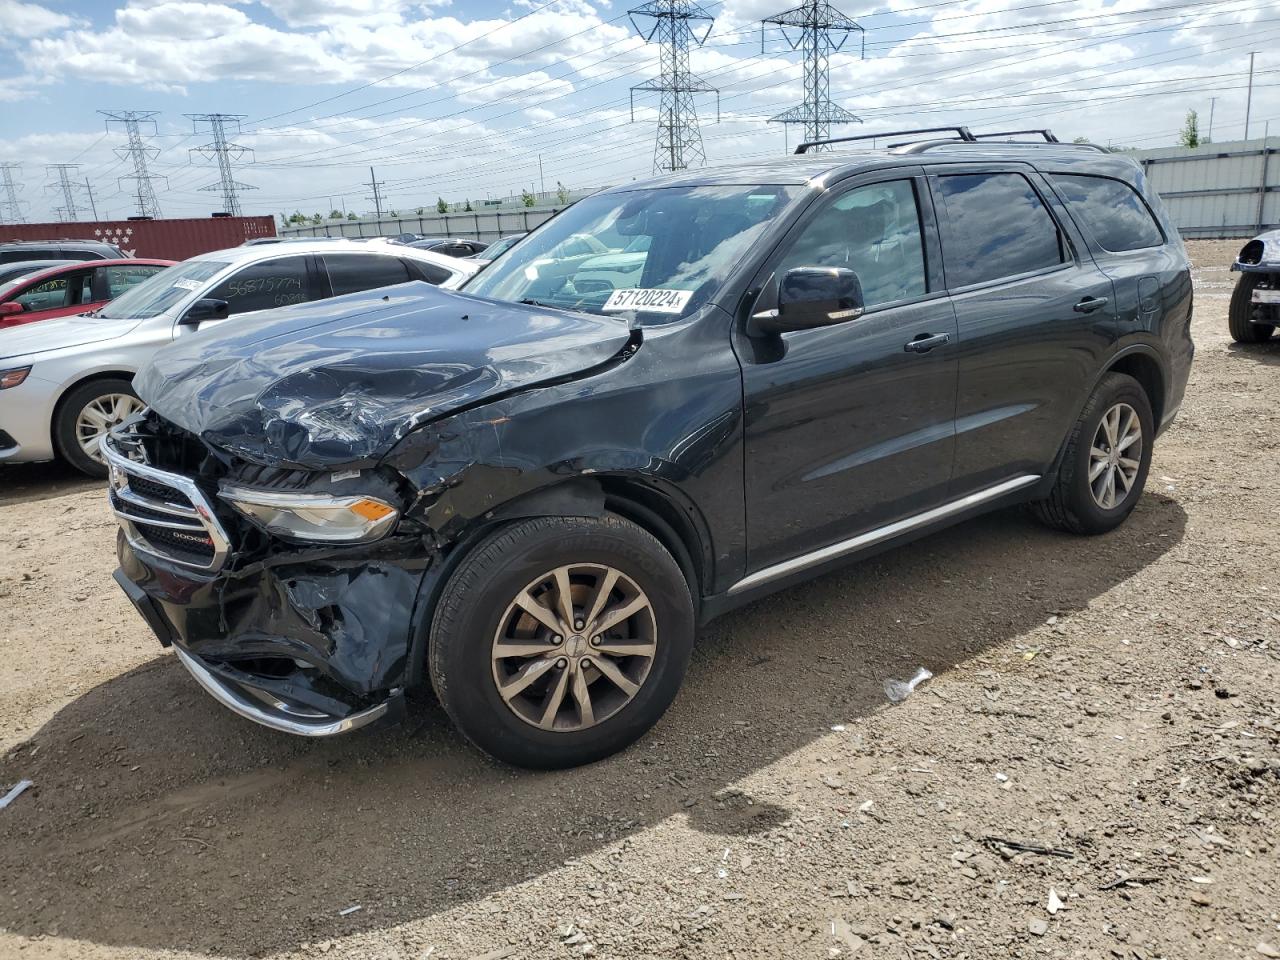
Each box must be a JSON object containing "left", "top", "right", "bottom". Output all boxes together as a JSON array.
[{"left": 727, "top": 475, "right": 1041, "bottom": 596}]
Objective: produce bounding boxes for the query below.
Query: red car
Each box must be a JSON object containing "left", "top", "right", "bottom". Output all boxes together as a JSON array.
[{"left": 0, "top": 258, "right": 175, "bottom": 330}]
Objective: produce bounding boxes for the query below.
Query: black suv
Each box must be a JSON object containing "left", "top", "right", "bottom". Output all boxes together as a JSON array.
[
  {"left": 106, "top": 129, "right": 1193, "bottom": 768},
  {"left": 0, "top": 239, "right": 125, "bottom": 263}
]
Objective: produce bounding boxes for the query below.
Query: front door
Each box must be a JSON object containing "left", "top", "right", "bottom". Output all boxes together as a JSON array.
[{"left": 739, "top": 173, "right": 959, "bottom": 572}]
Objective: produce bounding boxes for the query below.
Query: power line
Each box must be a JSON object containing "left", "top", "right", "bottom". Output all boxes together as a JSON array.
[
  {"left": 186, "top": 113, "right": 256, "bottom": 216},
  {"left": 762, "top": 0, "right": 865, "bottom": 148},
  {"left": 629, "top": 0, "right": 719, "bottom": 172},
  {"left": 0, "top": 162, "right": 26, "bottom": 224}
]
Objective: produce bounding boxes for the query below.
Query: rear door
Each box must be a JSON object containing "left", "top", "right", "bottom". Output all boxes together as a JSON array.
[
  {"left": 320, "top": 252, "right": 415, "bottom": 296},
  {"left": 740, "top": 171, "right": 960, "bottom": 571},
  {"left": 926, "top": 165, "right": 1118, "bottom": 495}
]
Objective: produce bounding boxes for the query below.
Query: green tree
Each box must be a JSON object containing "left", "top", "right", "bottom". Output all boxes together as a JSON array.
[
  {"left": 415, "top": 206, "right": 425, "bottom": 215},
  {"left": 521, "top": 189, "right": 536, "bottom": 207},
  {"left": 310, "top": 212, "right": 323, "bottom": 224},
  {"left": 436, "top": 196, "right": 448, "bottom": 214},
  {"left": 464, "top": 199, "right": 473, "bottom": 212},
  {"left": 1179, "top": 109, "right": 1202, "bottom": 148},
  {"left": 388, "top": 209, "right": 400, "bottom": 219},
  {"left": 328, "top": 209, "right": 344, "bottom": 220},
  {"left": 347, "top": 212, "right": 359, "bottom": 220},
  {"left": 1071, "top": 136, "right": 1090, "bottom": 144},
  {"left": 556, "top": 180, "right": 570, "bottom": 205},
  {"left": 287, "top": 209, "right": 308, "bottom": 225}
]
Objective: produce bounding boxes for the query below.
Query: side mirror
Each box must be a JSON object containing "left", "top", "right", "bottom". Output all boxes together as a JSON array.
[
  {"left": 0, "top": 302, "right": 23, "bottom": 316},
  {"left": 750, "top": 266, "right": 864, "bottom": 336},
  {"left": 179, "top": 298, "right": 230, "bottom": 326}
]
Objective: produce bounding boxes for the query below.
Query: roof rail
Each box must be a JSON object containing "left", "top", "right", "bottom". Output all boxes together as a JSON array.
[
  {"left": 794, "top": 126, "right": 975, "bottom": 154},
  {"left": 972, "top": 129, "right": 1060, "bottom": 142}
]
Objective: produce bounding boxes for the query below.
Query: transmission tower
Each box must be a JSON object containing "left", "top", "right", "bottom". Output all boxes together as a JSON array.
[
  {"left": 0, "top": 162, "right": 26, "bottom": 223},
  {"left": 99, "top": 110, "right": 166, "bottom": 218},
  {"left": 187, "top": 114, "right": 256, "bottom": 216},
  {"left": 629, "top": 0, "right": 719, "bottom": 173},
  {"left": 45, "top": 164, "right": 85, "bottom": 222},
  {"left": 761, "top": 0, "right": 865, "bottom": 149}
]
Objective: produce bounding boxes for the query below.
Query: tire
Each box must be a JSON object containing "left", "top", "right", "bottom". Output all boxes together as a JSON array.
[
  {"left": 1229, "top": 274, "right": 1276, "bottom": 343},
  {"left": 53, "top": 377, "right": 144, "bottom": 478},
  {"left": 1031, "top": 372, "right": 1154, "bottom": 536},
  {"left": 428, "top": 514, "right": 695, "bottom": 769}
]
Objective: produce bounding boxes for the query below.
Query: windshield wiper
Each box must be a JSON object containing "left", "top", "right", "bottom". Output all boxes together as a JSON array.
[{"left": 517, "top": 298, "right": 560, "bottom": 309}]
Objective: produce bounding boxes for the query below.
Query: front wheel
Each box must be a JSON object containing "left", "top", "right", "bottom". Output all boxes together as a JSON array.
[
  {"left": 53, "top": 378, "right": 144, "bottom": 478},
  {"left": 1031, "top": 372, "right": 1154, "bottom": 535},
  {"left": 1229, "top": 273, "right": 1276, "bottom": 343},
  {"left": 428, "top": 514, "right": 695, "bottom": 769}
]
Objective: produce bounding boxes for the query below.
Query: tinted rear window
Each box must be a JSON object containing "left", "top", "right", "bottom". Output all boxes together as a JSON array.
[
  {"left": 1051, "top": 174, "right": 1164, "bottom": 252},
  {"left": 935, "top": 173, "right": 1065, "bottom": 288},
  {"left": 323, "top": 254, "right": 413, "bottom": 296}
]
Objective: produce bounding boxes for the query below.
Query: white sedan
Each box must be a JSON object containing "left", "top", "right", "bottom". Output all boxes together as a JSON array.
[{"left": 0, "top": 240, "right": 477, "bottom": 476}]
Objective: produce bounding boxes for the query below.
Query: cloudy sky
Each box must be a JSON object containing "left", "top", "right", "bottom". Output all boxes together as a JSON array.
[{"left": 1, "top": 0, "right": 1276, "bottom": 223}]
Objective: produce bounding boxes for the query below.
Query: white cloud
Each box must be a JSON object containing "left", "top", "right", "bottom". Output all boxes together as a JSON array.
[{"left": 0, "top": 0, "right": 78, "bottom": 41}]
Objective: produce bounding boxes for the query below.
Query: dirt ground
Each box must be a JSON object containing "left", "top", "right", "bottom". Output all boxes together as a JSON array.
[{"left": 0, "top": 238, "right": 1277, "bottom": 960}]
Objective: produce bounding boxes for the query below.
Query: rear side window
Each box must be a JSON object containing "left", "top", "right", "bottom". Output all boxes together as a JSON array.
[
  {"left": 935, "top": 173, "right": 1065, "bottom": 287},
  {"left": 405, "top": 258, "right": 454, "bottom": 285},
  {"left": 323, "top": 254, "right": 412, "bottom": 296},
  {"left": 207, "top": 256, "right": 312, "bottom": 315},
  {"left": 1051, "top": 174, "right": 1164, "bottom": 252}
]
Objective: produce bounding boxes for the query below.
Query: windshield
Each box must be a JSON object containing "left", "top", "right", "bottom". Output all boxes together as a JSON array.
[
  {"left": 483, "top": 235, "right": 522, "bottom": 258},
  {"left": 463, "top": 185, "right": 799, "bottom": 320},
  {"left": 96, "top": 259, "right": 222, "bottom": 319}
]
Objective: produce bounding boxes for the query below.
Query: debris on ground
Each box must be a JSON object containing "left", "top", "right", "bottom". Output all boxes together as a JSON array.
[
  {"left": 882, "top": 666, "right": 933, "bottom": 702},
  {"left": 0, "top": 780, "right": 31, "bottom": 810}
]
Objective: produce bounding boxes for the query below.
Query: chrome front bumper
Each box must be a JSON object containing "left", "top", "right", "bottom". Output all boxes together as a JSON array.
[{"left": 172, "top": 645, "right": 392, "bottom": 737}]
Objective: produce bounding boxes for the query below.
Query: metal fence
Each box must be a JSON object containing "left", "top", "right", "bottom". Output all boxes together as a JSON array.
[
  {"left": 279, "top": 204, "right": 569, "bottom": 243},
  {"left": 1131, "top": 136, "right": 1278, "bottom": 239}
]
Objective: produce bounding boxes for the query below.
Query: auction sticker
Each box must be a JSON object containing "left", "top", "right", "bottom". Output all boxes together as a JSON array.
[
  {"left": 602, "top": 288, "right": 693, "bottom": 314},
  {"left": 172, "top": 278, "right": 204, "bottom": 292}
]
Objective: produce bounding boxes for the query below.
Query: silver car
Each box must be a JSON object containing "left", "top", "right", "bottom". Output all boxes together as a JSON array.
[{"left": 0, "top": 240, "right": 478, "bottom": 477}]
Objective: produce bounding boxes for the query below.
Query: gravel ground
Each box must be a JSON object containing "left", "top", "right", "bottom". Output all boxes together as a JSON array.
[{"left": 0, "top": 239, "right": 1277, "bottom": 960}]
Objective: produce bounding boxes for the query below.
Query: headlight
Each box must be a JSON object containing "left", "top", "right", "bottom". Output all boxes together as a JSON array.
[
  {"left": 218, "top": 485, "right": 399, "bottom": 544},
  {"left": 0, "top": 366, "right": 31, "bottom": 390}
]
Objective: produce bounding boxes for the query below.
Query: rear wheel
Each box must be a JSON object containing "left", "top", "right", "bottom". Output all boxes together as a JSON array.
[
  {"left": 54, "top": 378, "right": 143, "bottom": 478},
  {"left": 1229, "top": 273, "right": 1276, "bottom": 343},
  {"left": 1031, "top": 372, "right": 1154, "bottom": 535},
  {"left": 428, "top": 514, "right": 695, "bottom": 769}
]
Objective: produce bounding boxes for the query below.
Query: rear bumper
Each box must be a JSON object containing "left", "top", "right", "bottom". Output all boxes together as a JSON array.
[{"left": 113, "top": 532, "right": 427, "bottom": 737}]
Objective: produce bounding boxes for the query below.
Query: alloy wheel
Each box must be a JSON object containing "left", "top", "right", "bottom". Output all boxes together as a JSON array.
[
  {"left": 76, "top": 393, "right": 144, "bottom": 465},
  {"left": 1088, "top": 401, "right": 1143, "bottom": 510},
  {"left": 491, "top": 563, "right": 658, "bottom": 732}
]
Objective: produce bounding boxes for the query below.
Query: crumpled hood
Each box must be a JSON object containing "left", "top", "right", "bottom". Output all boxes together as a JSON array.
[
  {"left": 0, "top": 312, "right": 139, "bottom": 362},
  {"left": 135, "top": 281, "right": 634, "bottom": 467}
]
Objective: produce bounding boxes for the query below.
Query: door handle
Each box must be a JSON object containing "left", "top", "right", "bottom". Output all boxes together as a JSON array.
[
  {"left": 904, "top": 332, "right": 951, "bottom": 354},
  {"left": 1073, "top": 295, "right": 1109, "bottom": 313}
]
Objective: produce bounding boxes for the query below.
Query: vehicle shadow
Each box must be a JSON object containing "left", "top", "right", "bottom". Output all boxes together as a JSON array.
[
  {"left": 0, "top": 459, "right": 101, "bottom": 506},
  {"left": 1226, "top": 339, "right": 1280, "bottom": 366},
  {"left": 0, "top": 495, "right": 1187, "bottom": 955}
]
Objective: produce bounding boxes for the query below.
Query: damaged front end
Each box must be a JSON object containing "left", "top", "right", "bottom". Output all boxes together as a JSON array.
[
  {"left": 105, "top": 413, "right": 436, "bottom": 735},
  {"left": 106, "top": 283, "right": 647, "bottom": 737}
]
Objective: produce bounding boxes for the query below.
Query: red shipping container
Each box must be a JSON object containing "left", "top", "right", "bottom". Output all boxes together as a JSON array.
[{"left": 1, "top": 216, "right": 276, "bottom": 261}]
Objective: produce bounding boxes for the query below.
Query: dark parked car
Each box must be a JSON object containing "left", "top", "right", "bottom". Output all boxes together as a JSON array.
[
  {"left": 0, "top": 239, "right": 125, "bottom": 263},
  {"left": 405, "top": 237, "right": 489, "bottom": 258},
  {"left": 106, "top": 128, "right": 1192, "bottom": 768},
  {"left": 0, "top": 259, "right": 75, "bottom": 286},
  {"left": 1228, "top": 228, "right": 1280, "bottom": 342}
]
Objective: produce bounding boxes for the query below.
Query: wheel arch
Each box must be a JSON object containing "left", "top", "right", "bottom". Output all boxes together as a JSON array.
[
  {"left": 50, "top": 368, "right": 139, "bottom": 449},
  {"left": 402, "top": 473, "right": 712, "bottom": 690},
  {"left": 1102, "top": 347, "right": 1166, "bottom": 430}
]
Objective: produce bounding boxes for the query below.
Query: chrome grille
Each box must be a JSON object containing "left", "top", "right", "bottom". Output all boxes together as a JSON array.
[{"left": 102, "top": 432, "right": 231, "bottom": 572}]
